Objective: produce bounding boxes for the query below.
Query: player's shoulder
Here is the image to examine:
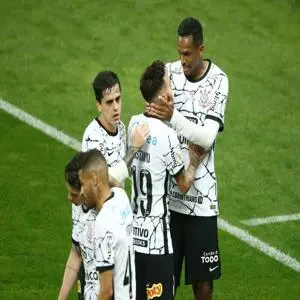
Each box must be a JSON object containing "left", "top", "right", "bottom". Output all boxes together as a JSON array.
[
  {"left": 117, "top": 120, "right": 126, "bottom": 132},
  {"left": 166, "top": 60, "right": 182, "bottom": 75},
  {"left": 129, "top": 113, "right": 144, "bottom": 125},
  {"left": 82, "top": 118, "right": 100, "bottom": 136},
  {"left": 209, "top": 60, "right": 228, "bottom": 79}
]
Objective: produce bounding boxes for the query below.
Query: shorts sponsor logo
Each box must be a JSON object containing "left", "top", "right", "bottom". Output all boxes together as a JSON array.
[
  {"left": 201, "top": 250, "right": 219, "bottom": 264},
  {"left": 133, "top": 238, "right": 148, "bottom": 247},
  {"left": 146, "top": 283, "right": 163, "bottom": 299}
]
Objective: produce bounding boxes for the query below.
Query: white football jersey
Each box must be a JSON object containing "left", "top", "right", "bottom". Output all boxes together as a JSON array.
[
  {"left": 94, "top": 188, "right": 136, "bottom": 300},
  {"left": 72, "top": 205, "right": 99, "bottom": 300},
  {"left": 128, "top": 114, "right": 184, "bottom": 255},
  {"left": 81, "top": 118, "right": 126, "bottom": 167},
  {"left": 166, "top": 59, "right": 229, "bottom": 217}
]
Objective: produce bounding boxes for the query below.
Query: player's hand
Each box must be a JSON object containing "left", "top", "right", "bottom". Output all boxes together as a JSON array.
[
  {"left": 131, "top": 123, "right": 150, "bottom": 149},
  {"left": 148, "top": 95, "right": 174, "bottom": 121},
  {"left": 188, "top": 143, "right": 206, "bottom": 167}
]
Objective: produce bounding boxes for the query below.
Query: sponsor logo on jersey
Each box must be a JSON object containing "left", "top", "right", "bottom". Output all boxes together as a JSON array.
[
  {"left": 178, "top": 116, "right": 198, "bottom": 145},
  {"left": 135, "top": 150, "right": 151, "bottom": 163},
  {"left": 201, "top": 250, "right": 219, "bottom": 264},
  {"left": 133, "top": 226, "right": 149, "bottom": 238},
  {"left": 146, "top": 283, "right": 163, "bottom": 299},
  {"left": 85, "top": 271, "right": 99, "bottom": 281},
  {"left": 170, "top": 190, "right": 203, "bottom": 204},
  {"left": 133, "top": 237, "right": 148, "bottom": 247}
]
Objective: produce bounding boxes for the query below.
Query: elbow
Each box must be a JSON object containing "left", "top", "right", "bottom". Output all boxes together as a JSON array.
[
  {"left": 178, "top": 183, "right": 190, "bottom": 194},
  {"left": 198, "top": 138, "right": 214, "bottom": 151},
  {"left": 101, "top": 286, "right": 113, "bottom": 299}
]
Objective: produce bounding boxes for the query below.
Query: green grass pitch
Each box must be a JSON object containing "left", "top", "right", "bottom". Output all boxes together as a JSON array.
[{"left": 0, "top": 0, "right": 300, "bottom": 299}]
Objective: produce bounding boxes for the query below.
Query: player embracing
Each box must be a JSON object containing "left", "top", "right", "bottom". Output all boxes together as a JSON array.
[
  {"left": 128, "top": 60, "right": 204, "bottom": 300},
  {"left": 148, "top": 17, "right": 229, "bottom": 300}
]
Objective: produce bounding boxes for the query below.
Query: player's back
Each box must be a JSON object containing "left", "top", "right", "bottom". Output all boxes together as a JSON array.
[
  {"left": 94, "top": 187, "right": 135, "bottom": 300},
  {"left": 128, "top": 114, "right": 184, "bottom": 255}
]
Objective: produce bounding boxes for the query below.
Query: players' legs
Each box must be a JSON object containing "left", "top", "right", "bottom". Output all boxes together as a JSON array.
[
  {"left": 135, "top": 251, "right": 147, "bottom": 300},
  {"left": 145, "top": 254, "right": 174, "bottom": 300},
  {"left": 192, "top": 281, "right": 213, "bottom": 300},
  {"left": 170, "top": 210, "right": 185, "bottom": 292},
  {"left": 184, "top": 216, "right": 221, "bottom": 300}
]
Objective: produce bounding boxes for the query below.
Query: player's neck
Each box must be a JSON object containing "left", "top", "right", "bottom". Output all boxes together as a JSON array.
[
  {"left": 96, "top": 187, "right": 112, "bottom": 211},
  {"left": 98, "top": 116, "right": 117, "bottom": 134},
  {"left": 190, "top": 60, "right": 209, "bottom": 81}
]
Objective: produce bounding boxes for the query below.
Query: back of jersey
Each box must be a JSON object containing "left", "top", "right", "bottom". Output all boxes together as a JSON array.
[
  {"left": 94, "top": 188, "right": 136, "bottom": 300},
  {"left": 128, "top": 114, "right": 184, "bottom": 255}
]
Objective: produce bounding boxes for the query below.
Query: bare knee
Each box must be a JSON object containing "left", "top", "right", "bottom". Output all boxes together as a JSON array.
[{"left": 192, "top": 281, "right": 213, "bottom": 300}]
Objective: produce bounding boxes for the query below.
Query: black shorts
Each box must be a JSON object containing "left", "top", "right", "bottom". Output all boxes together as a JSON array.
[
  {"left": 135, "top": 252, "right": 174, "bottom": 300},
  {"left": 170, "top": 211, "right": 221, "bottom": 287}
]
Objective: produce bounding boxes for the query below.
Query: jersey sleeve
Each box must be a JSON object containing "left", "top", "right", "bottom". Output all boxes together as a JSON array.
[
  {"left": 164, "top": 129, "right": 184, "bottom": 176},
  {"left": 81, "top": 127, "right": 104, "bottom": 152},
  {"left": 95, "top": 218, "right": 116, "bottom": 273},
  {"left": 205, "top": 73, "right": 229, "bottom": 132},
  {"left": 127, "top": 116, "right": 139, "bottom": 148}
]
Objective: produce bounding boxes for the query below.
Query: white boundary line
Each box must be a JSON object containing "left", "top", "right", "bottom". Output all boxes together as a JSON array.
[
  {"left": 0, "top": 99, "right": 81, "bottom": 151},
  {"left": 241, "top": 213, "right": 300, "bottom": 226},
  {"left": 1, "top": 98, "right": 300, "bottom": 273}
]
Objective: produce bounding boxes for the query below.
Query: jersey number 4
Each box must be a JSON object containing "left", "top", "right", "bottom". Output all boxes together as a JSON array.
[
  {"left": 123, "top": 249, "right": 133, "bottom": 299},
  {"left": 131, "top": 166, "right": 153, "bottom": 217}
]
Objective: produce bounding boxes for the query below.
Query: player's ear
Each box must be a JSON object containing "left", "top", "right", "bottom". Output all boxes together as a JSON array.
[
  {"left": 96, "top": 101, "right": 102, "bottom": 113},
  {"left": 198, "top": 44, "right": 204, "bottom": 58}
]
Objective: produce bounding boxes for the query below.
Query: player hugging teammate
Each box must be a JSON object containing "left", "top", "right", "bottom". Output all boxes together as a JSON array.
[{"left": 58, "top": 16, "right": 228, "bottom": 300}]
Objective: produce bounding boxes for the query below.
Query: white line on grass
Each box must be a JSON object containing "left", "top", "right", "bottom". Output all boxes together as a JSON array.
[
  {"left": 241, "top": 213, "right": 300, "bottom": 226},
  {"left": 0, "top": 99, "right": 81, "bottom": 151},
  {"left": 1, "top": 98, "right": 300, "bottom": 273}
]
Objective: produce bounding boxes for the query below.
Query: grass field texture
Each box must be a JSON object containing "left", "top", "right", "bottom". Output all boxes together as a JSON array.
[{"left": 0, "top": 0, "right": 300, "bottom": 299}]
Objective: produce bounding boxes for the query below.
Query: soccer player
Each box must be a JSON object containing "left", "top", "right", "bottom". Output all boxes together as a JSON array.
[
  {"left": 147, "top": 17, "right": 229, "bottom": 300},
  {"left": 128, "top": 60, "right": 204, "bottom": 300},
  {"left": 77, "top": 70, "right": 148, "bottom": 297},
  {"left": 82, "top": 70, "right": 149, "bottom": 184},
  {"left": 79, "top": 149, "right": 136, "bottom": 300},
  {"left": 58, "top": 152, "right": 100, "bottom": 300}
]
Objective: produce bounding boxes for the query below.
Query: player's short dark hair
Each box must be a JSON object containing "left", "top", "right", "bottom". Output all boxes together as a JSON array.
[
  {"left": 177, "top": 17, "right": 203, "bottom": 45},
  {"left": 80, "top": 149, "right": 108, "bottom": 173},
  {"left": 64, "top": 152, "right": 84, "bottom": 190},
  {"left": 140, "top": 60, "right": 166, "bottom": 103},
  {"left": 93, "top": 71, "right": 121, "bottom": 102}
]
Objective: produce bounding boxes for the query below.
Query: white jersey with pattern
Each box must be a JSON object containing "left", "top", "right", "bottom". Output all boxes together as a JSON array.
[
  {"left": 81, "top": 118, "right": 126, "bottom": 167},
  {"left": 166, "top": 59, "right": 229, "bottom": 216},
  {"left": 128, "top": 114, "right": 184, "bottom": 255},
  {"left": 94, "top": 188, "right": 136, "bottom": 300},
  {"left": 72, "top": 205, "right": 99, "bottom": 300}
]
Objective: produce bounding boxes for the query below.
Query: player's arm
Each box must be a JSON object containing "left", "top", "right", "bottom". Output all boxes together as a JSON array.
[
  {"left": 57, "top": 244, "right": 82, "bottom": 300},
  {"left": 108, "top": 123, "right": 150, "bottom": 184},
  {"left": 174, "top": 143, "right": 206, "bottom": 193},
  {"left": 148, "top": 75, "right": 228, "bottom": 150},
  {"left": 97, "top": 270, "right": 114, "bottom": 300}
]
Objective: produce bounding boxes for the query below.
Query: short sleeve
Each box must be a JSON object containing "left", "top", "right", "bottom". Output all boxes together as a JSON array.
[
  {"left": 95, "top": 219, "right": 116, "bottom": 273},
  {"left": 205, "top": 74, "right": 229, "bottom": 132},
  {"left": 127, "top": 116, "right": 140, "bottom": 148},
  {"left": 81, "top": 127, "right": 104, "bottom": 152},
  {"left": 164, "top": 130, "right": 184, "bottom": 176}
]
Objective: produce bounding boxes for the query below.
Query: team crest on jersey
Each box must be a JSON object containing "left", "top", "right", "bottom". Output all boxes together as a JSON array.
[
  {"left": 199, "top": 89, "right": 214, "bottom": 109},
  {"left": 146, "top": 283, "right": 163, "bottom": 299}
]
